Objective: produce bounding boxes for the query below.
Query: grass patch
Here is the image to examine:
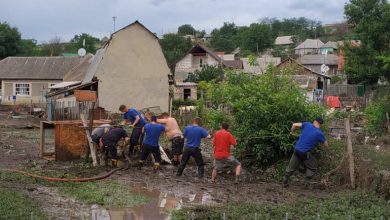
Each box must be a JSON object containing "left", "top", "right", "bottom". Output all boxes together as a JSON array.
[
  {"left": 0, "top": 170, "right": 151, "bottom": 206},
  {"left": 171, "top": 191, "right": 390, "bottom": 220},
  {"left": 0, "top": 186, "right": 46, "bottom": 220},
  {"left": 355, "top": 144, "right": 390, "bottom": 171},
  {"left": 58, "top": 180, "right": 150, "bottom": 206}
]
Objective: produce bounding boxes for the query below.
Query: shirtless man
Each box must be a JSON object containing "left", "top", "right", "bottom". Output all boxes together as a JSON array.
[{"left": 157, "top": 112, "right": 184, "bottom": 166}]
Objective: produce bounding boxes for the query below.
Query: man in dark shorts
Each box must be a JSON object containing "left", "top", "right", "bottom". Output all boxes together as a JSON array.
[
  {"left": 119, "top": 105, "right": 146, "bottom": 156},
  {"left": 176, "top": 117, "right": 211, "bottom": 178},
  {"left": 157, "top": 112, "right": 184, "bottom": 166},
  {"left": 139, "top": 116, "right": 166, "bottom": 171},
  {"left": 101, "top": 127, "right": 130, "bottom": 164},
  {"left": 283, "top": 117, "right": 328, "bottom": 187},
  {"left": 211, "top": 122, "right": 241, "bottom": 184}
]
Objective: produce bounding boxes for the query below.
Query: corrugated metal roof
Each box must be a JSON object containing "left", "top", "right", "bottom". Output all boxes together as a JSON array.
[
  {"left": 300, "top": 54, "right": 339, "bottom": 65},
  {"left": 82, "top": 48, "right": 106, "bottom": 83},
  {"left": 0, "top": 56, "right": 83, "bottom": 80},
  {"left": 295, "top": 39, "right": 324, "bottom": 50},
  {"left": 275, "top": 36, "right": 293, "bottom": 45},
  {"left": 63, "top": 53, "right": 94, "bottom": 81}
]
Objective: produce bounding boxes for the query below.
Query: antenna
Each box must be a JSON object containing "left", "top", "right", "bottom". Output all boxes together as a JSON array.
[{"left": 112, "top": 16, "right": 117, "bottom": 32}]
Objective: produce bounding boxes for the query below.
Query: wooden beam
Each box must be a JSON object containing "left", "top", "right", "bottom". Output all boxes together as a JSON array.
[
  {"left": 80, "top": 113, "right": 98, "bottom": 166},
  {"left": 344, "top": 118, "right": 355, "bottom": 189}
]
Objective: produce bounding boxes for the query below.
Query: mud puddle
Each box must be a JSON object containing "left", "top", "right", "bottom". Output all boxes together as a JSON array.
[{"left": 91, "top": 182, "right": 215, "bottom": 220}]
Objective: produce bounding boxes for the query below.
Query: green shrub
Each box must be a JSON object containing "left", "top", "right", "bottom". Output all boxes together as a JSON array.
[
  {"left": 364, "top": 89, "right": 390, "bottom": 135},
  {"left": 201, "top": 70, "right": 324, "bottom": 166},
  {"left": 172, "top": 99, "right": 196, "bottom": 110}
]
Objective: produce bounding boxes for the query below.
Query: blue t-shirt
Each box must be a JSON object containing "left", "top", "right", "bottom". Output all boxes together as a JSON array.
[
  {"left": 124, "top": 108, "right": 146, "bottom": 127},
  {"left": 295, "top": 122, "right": 326, "bottom": 153},
  {"left": 183, "top": 125, "right": 209, "bottom": 148},
  {"left": 143, "top": 123, "right": 165, "bottom": 147}
]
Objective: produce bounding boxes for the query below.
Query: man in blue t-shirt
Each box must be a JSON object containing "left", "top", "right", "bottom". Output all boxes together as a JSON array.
[
  {"left": 119, "top": 104, "right": 147, "bottom": 156},
  {"left": 283, "top": 117, "right": 328, "bottom": 188},
  {"left": 177, "top": 117, "right": 211, "bottom": 178},
  {"left": 139, "top": 116, "right": 166, "bottom": 171}
]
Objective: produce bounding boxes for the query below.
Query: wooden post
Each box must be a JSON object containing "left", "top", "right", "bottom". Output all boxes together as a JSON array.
[
  {"left": 40, "top": 121, "right": 45, "bottom": 157},
  {"left": 344, "top": 118, "right": 355, "bottom": 189},
  {"left": 81, "top": 113, "right": 98, "bottom": 166}
]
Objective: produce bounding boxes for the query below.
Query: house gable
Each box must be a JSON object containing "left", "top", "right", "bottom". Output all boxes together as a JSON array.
[{"left": 95, "top": 21, "right": 170, "bottom": 112}]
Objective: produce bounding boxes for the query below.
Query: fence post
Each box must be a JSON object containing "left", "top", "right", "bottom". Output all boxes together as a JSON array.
[{"left": 344, "top": 117, "right": 356, "bottom": 189}]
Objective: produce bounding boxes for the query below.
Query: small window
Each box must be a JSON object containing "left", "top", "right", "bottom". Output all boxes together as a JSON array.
[
  {"left": 15, "top": 83, "right": 30, "bottom": 96},
  {"left": 184, "top": 88, "right": 191, "bottom": 100},
  {"left": 199, "top": 58, "right": 203, "bottom": 67}
]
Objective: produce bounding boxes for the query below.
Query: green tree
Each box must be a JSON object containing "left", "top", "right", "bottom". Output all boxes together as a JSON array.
[
  {"left": 0, "top": 21, "right": 21, "bottom": 59},
  {"left": 159, "top": 33, "right": 193, "bottom": 65},
  {"left": 185, "top": 65, "right": 225, "bottom": 83},
  {"left": 237, "top": 23, "right": 273, "bottom": 55},
  {"left": 17, "top": 39, "right": 39, "bottom": 56},
  {"left": 177, "top": 24, "right": 196, "bottom": 36},
  {"left": 69, "top": 33, "right": 101, "bottom": 54},
  {"left": 344, "top": 0, "right": 390, "bottom": 83},
  {"left": 209, "top": 22, "right": 238, "bottom": 53},
  {"left": 200, "top": 69, "right": 324, "bottom": 166}
]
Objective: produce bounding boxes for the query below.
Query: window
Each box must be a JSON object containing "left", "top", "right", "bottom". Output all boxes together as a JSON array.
[
  {"left": 183, "top": 88, "right": 191, "bottom": 100},
  {"left": 199, "top": 58, "right": 203, "bottom": 67},
  {"left": 15, "top": 83, "right": 30, "bottom": 96}
]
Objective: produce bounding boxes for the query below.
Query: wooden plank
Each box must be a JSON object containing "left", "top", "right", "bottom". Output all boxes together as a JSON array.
[
  {"left": 344, "top": 118, "right": 356, "bottom": 189},
  {"left": 80, "top": 113, "right": 98, "bottom": 166}
]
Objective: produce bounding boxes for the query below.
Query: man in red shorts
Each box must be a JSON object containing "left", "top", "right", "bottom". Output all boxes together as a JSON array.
[{"left": 211, "top": 122, "right": 241, "bottom": 184}]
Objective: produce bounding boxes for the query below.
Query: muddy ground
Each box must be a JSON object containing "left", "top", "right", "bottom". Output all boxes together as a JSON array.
[{"left": 0, "top": 111, "right": 365, "bottom": 219}]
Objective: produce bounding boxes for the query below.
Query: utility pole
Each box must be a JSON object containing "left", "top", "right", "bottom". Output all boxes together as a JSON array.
[{"left": 112, "top": 16, "right": 117, "bottom": 32}]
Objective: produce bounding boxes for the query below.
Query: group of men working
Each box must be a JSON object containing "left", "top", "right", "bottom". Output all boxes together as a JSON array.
[
  {"left": 91, "top": 104, "right": 327, "bottom": 186},
  {"left": 91, "top": 105, "right": 242, "bottom": 182}
]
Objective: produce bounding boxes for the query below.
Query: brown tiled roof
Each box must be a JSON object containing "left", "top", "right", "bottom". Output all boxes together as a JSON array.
[{"left": 0, "top": 56, "right": 84, "bottom": 80}]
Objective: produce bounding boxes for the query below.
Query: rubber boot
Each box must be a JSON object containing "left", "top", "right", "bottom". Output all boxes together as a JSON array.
[
  {"left": 197, "top": 165, "right": 204, "bottom": 178},
  {"left": 138, "top": 161, "right": 143, "bottom": 170},
  {"left": 282, "top": 175, "right": 289, "bottom": 187},
  {"left": 176, "top": 165, "right": 184, "bottom": 177},
  {"left": 111, "top": 159, "right": 118, "bottom": 167},
  {"left": 153, "top": 163, "right": 161, "bottom": 172}
]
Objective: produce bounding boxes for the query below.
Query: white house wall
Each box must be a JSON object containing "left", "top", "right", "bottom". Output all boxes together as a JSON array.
[
  {"left": 1, "top": 79, "right": 61, "bottom": 105},
  {"left": 95, "top": 23, "right": 170, "bottom": 113}
]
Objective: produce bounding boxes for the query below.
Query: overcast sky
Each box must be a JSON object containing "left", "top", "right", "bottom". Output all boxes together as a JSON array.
[{"left": 0, "top": 0, "right": 348, "bottom": 43}]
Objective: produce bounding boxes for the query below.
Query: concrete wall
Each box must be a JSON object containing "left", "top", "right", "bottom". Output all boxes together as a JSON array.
[
  {"left": 95, "top": 23, "right": 170, "bottom": 112},
  {"left": 1, "top": 79, "right": 61, "bottom": 105}
]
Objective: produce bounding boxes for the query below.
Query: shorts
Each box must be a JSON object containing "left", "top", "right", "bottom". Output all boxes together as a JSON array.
[
  {"left": 213, "top": 156, "right": 241, "bottom": 172},
  {"left": 171, "top": 136, "right": 184, "bottom": 155}
]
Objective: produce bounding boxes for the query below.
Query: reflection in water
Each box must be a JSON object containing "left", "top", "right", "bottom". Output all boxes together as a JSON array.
[{"left": 91, "top": 182, "right": 214, "bottom": 220}]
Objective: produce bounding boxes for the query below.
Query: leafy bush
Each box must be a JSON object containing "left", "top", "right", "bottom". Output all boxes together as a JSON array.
[
  {"left": 185, "top": 65, "right": 225, "bottom": 83},
  {"left": 364, "top": 87, "right": 390, "bottom": 135},
  {"left": 201, "top": 69, "right": 324, "bottom": 166}
]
